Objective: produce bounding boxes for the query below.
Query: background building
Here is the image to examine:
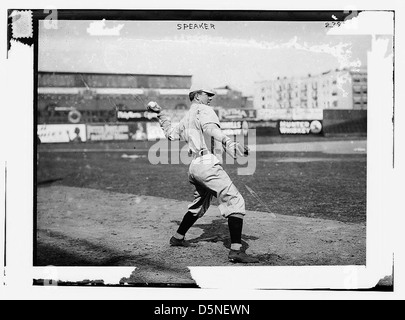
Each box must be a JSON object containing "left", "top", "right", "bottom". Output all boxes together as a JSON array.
[
  {"left": 37, "top": 72, "right": 193, "bottom": 124},
  {"left": 212, "top": 85, "right": 250, "bottom": 109},
  {"left": 37, "top": 71, "right": 251, "bottom": 124},
  {"left": 254, "top": 68, "right": 367, "bottom": 111}
]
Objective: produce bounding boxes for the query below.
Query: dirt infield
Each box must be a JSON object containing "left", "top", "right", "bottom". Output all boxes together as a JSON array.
[{"left": 36, "top": 185, "right": 366, "bottom": 286}]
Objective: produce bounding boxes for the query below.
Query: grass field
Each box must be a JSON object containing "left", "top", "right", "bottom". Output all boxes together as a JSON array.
[{"left": 37, "top": 136, "right": 367, "bottom": 224}]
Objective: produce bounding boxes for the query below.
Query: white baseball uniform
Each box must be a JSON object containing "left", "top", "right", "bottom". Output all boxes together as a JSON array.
[{"left": 157, "top": 103, "right": 246, "bottom": 218}]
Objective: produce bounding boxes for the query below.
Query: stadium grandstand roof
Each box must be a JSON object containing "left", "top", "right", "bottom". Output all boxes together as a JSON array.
[{"left": 38, "top": 70, "right": 193, "bottom": 78}]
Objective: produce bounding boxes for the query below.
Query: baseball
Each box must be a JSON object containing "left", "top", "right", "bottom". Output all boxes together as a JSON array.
[{"left": 147, "top": 101, "right": 157, "bottom": 108}]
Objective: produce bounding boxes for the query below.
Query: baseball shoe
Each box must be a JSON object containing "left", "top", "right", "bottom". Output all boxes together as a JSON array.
[
  {"left": 228, "top": 250, "right": 259, "bottom": 263},
  {"left": 170, "top": 236, "right": 194, "bottom": 247}
]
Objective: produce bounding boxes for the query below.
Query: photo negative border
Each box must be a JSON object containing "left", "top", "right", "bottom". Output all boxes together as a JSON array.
[{"left": 2, "top": 7, "right": 398, "bottom": 298}]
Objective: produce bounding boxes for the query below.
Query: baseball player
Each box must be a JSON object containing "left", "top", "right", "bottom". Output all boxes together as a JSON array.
[{"left": 147, "top": 83, "right": 259, "bottom": 263}]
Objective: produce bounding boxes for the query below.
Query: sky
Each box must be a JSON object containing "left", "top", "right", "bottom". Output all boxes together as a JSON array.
[{"left": 38, "top": 19, "right": 371, "bottom": 95}]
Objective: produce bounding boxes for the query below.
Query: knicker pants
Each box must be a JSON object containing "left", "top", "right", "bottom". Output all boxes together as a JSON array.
[{"left": 187, "top": 159, "right": 245, "bottom": 218}]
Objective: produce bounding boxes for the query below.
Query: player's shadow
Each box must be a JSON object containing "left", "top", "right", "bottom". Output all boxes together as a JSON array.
[
  {"left": 185, "top": 219, "right": 284, "bottom": 265},
  {"left": 37, "top": 177, "right": 65, "bottom": 186},
  {"left": 183, "top": 218, "right": 259, "bottom": 252}
]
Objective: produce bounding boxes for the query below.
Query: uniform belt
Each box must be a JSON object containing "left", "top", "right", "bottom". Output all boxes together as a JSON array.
[{"left": 190, "top": 149, "right": 210, "bottom": 157}]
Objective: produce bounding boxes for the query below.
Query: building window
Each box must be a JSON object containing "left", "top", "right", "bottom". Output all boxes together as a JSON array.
[
  {"left": 353, "top": 85, "right": 362, "bottom": 94},
  {"left": 354, "top": 102, "right": 362, "bottom": 109}
]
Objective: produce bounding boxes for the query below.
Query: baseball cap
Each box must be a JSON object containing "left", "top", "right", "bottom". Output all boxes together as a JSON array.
[{"left": 189, "top": 82, "right": 216, "bottom": 96}]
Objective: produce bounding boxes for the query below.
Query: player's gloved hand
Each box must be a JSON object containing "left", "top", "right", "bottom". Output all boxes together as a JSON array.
[
  {"left": 147, "top": 101, "right": 162, "bottom": 113},
  {"left": 222, "top": 136, "right": 249, "bottom": 159}
]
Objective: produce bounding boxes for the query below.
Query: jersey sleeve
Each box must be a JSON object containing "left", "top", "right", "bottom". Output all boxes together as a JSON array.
[
  {"left": 198, "top": 106, "right": 221, "bottom": 129},
  {"left": 157, "top": 111, "right": 184, "bottom": 141}
]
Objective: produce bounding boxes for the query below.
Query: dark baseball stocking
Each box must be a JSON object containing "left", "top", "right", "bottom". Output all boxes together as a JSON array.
[
  {"left": 228, "top": 215, "right": 243, "bottom": 249},
  {"left": 176, "top": 211, "right": 199, "bottom": 237}
]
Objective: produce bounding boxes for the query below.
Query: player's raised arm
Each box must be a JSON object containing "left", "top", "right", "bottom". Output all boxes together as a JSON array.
[{"left": 147, "top": 101, "right": 182, "bottom": 141}]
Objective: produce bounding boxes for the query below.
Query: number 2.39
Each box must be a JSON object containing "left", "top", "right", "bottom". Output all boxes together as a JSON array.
[{"left": 325, "top": 21, "right": 342, "bottom": 28}]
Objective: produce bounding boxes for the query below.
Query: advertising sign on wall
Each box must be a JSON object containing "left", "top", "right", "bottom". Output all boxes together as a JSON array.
[
  {"left": 146, "top": 122, "right": 166, "bottom": 140},
  {"left": 87, "top": 125, "right": 130, "bottom": 141},
  {"left": 128, "top": 123, "right": 148, "bottom": 141},
  {"left": 217, "top": 108, "right": 257, "bottom": 121},
  {"left": 278, "top": 120, "right": 323, "bottom": 135},
  {"left": 116, "top": 110, "right": 158, "bottom": 121},
  {"left": 220, "top": 121, "right": 249, "bottom": 136},
  {"left": 37, "top": 124, "right": 87, "bottom": 143}
]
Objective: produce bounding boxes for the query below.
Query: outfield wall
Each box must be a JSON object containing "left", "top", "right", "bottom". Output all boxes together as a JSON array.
[
  {"left": 37, "top": 120, "right": 325, "bottom": 144},
  {"left": 322, "top": 110, "right": 367, "bottom": 136},
  {"left": 37, "top": 123, "right": 165, "bottom": 144},
  {"left": 37, "top": 109, "right": 366, "bottom": 143},
  {"left": 37, "top": 122, "right": 249, "bottom": 144}
]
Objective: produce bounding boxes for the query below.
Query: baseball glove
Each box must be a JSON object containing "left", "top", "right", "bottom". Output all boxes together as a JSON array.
[
  {"left": 222, "top": 137, "right": 249, "bottom": 159},
  {"left": 147, "top": 101, "right": 162, "bottom": 113}
]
